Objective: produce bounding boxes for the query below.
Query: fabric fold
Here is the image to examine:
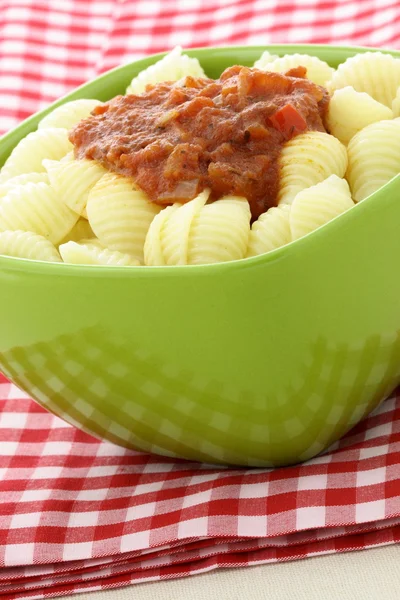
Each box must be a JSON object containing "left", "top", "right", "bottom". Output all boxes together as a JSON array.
[{"left": 0, "top": 376, "right": 399, "bottom": 598}]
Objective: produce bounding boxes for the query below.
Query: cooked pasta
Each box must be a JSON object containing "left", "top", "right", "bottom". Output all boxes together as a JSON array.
[
  {"left": 0, "top": 128, "right": 73, "bottom": 182},
  {"left": 327, "top": 86, "right": 393, "bottom": 145},
  {"left": 78, "top": 238, "right": 104, "bottom": 248},
  {"left": 188, "top": 196, "right": 251, "bottom": 265},
  {"left": 1, "top": 49, "right": 400, "bottom": 268},
  {"left": 44, "top": 154, "right": 107, "bottom": 216},
  {"left": 86, "top": 173, "right": 161, "bottom": 262},
  {"left": 144, "top": 205, "right": 179, "bottom": 266},
  {"left": 346, "top": 118, "right": 400, "bottom": 202},
  {"left": 290, "top": 175, "right": 354, "bottom": 241},
  {"left": 38, "top": 99, "right": 103, "bottom": 130},
  {"left": 150, "top": 190, "right": 209, "bottom": 266},
  {"left": 126, "top": 46, "right": 206, "bottom": 95},
  {"left": 392, "top": 87, "right": 400, "bottom": 117},
  {"left": 59, "top": 241, "right": 139, "bottom": 266},
  {"left": 58, "top": 218, "right": 95, "bottom": 245},
  {"left": 328, "top": 52, "right": 400, "bottom": 108},
  {"left": 255, "top": 53, "right": 334, "bottom": 86},
  {"left": 278, "top": 131, "right": 348, "bottom": 205},
  {"left": 253, "top": 50, "right": 279, "bottom": 69},
  {"left": 0, "top": 182, "right": 79, "bottom": 244},
  {"left": 0, "top": 230, "right": 61, "bottom": 262},
  {"left": 247, "top": 205, "right": 291, "bottom": 257},
  {"left": 0, "top": 172, "right": 49, "bottom": 199},
  {"left": 144, "top": 191, "right": 251, "bottom": 266}
]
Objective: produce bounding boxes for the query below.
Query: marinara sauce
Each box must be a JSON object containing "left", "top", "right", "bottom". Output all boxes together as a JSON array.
[{"left": 70, "top": 66, "right": 329, "bottom": 219}]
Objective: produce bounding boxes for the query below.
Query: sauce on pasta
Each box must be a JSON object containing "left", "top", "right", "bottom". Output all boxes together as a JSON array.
[{"left": 70, "top": 66, "right": 329, "bottom": 219}]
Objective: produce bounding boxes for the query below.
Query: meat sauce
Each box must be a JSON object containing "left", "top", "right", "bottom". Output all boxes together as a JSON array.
[{"left": 70, "top": 65, "right": 329, "bottom": 219}]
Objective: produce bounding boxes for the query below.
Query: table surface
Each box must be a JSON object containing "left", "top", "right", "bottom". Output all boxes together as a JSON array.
[{"left": 67, "top": 545, "right": 400, "bottom": 600}]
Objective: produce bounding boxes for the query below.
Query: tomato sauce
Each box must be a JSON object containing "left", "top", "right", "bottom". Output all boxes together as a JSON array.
[{"left": 70, "top": 65, "right": 329, "bottom": 219}]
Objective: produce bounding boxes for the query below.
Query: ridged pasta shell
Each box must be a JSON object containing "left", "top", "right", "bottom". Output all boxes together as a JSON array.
[
  {"left": 0, "top": 182, "right": 79, "bottom": 244},
  {"left": 0, "top": 128, "right": 73, "bottom": 182},
  {"left": 346, "top": 118, "right": 400, "bottom": 202},
  {"left": 126, "top": 46, "right": 206, "bottom": 95},
  {"left": 256, "top": 53, "right": 334, "bottom": 86},
  {"left": 253, "top": 51, "right": 280, "bottom": 68},
  {"left": 278, "top": 132, "right": 348, "bottom": 205},
  {"left": 38, "top": 99, "right": 103, "bottom": 130},
  {"left": 290, "top": 175, "right": 354, "bottom": 240},
  {"left": 86, "top": 172, "right": 161, "bottom": 262},
  {"left": 188, "top": 195, "right": 251, "bottom": 264},
  {"left": 0, "top": 172, "right": 49, "bottom": 199},
  {"left": 247, "top": 205, "right": 291, "bottom": 257},
  {"left": 328, "top": 52, "right": 400, "bottom": 108},
  {"left": 59, "top": 241, "right": 139, "bottom": 266},
  {"left": 392, "top": 87, "right": 400, "bottom": 117},
  {"left": 327, "top": 86, "right": 393, "bottom": 145},
  {"left": 144, "top": 205, "right": 179, "bottom": 266},
  {"left": 58, "top": 218, "right": 95, "bottom": 246},
  {"left": 78, "top": 238, "right": 104, "bottom": 248},
  {"left": 44, "top": 157, "right": 107, "bottom": 216},
  {"left": 160, "top": 190, "right": 209, "bottom": 265},
  {"left": 0, "top": 230, "right": 61, "bottom": 262}
]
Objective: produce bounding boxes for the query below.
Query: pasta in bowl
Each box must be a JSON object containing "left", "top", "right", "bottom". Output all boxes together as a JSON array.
[
  {"left": 1, "top": 45, "right": 400, "bottom": 467},
  {"left": 2, "top": 46, "right": 400, "bottom": 266}
]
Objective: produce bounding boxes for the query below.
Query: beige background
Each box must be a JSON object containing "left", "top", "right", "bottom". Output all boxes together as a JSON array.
[{"left": 69, "top": 545, "right": 400, "bottom": 600}]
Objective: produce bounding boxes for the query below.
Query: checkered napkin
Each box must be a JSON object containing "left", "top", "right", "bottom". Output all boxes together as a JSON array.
[
  {"left": 1, "top": 0, "right": 400, "bottom": 598},
  {"left": 0, "top": 373, "right": 400, "bottom": 599},
  {"left": 2, "top": 0, "right": 400, "bottom": 134}
]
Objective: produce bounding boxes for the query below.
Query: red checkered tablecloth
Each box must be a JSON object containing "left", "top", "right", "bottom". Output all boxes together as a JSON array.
[
  {"left": 1, "top": 371, "right": 400, "bottom": 599},
  {"left": 2, "top": 0, "right": 400, "bottom": 135},
  {"left": 1, "top": 1, "right": 400, "bottom": 598}
]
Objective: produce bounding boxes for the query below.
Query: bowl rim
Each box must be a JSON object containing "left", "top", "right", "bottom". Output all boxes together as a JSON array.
[{"left": 1, "top": 43, "right": 399, "bottom": 276}]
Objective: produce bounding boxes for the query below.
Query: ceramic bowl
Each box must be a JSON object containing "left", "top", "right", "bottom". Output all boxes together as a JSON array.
[{"left": 1, "top": 45, "right": 400, "bottom": 467}]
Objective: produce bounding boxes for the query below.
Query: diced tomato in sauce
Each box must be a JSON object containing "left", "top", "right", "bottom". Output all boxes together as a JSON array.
[
  {"left": 70, "top": 65, "right": 329, "bottom": 219},
  {"left": 269, "top": 104, "right": 308, "bottom": 139}
]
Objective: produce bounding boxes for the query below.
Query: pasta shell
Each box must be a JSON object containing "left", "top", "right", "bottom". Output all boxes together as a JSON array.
[
  {"left": 278, "top": 132, "right": 348, "bottom": 205},
  {"left": 0, "top": 128, "right": 73, "bottom": 182},
  {"left": 327, "top": 86, "right": 393, "bottom": 145},
  {"left": 256, "top": 53, "right": 334, "bottom": 86},
  {"left": 0, "top": 172, "right": 49, "bottom": 199},
  {"left": 126, "top": 46, "right": 206, "bottom": 95},
  {"left": 58, "top": 218, "right": 95, "bottom": 246},
  {"left": 327, "top": 86, "right": 393, "bottom": 144},
  {"left": 144, "top": 205, "right": 179, "bottom": 266},
  {"left": 0, "top": 182, "right": 79, "bottom": 244},
  {"left": 44, "top": 156, "right": 107, "bottom": 216},
  {"left": 59, "top": 241, "right": 139, "bottom": 266},
  {"left": 253, "top": 50, "right": 280, "bottom": 68},
  {"left": 0, "top": 230, "right": 61, "bottom": 262},
  {"left": 78, "top": 238, "right": 104, "bottom": 249},
  {"left": 160, "top": 190, "right": 209, "bottom": 265},
  {"left": 290, "top": 175, "right": 354, "bottom": 240},
  {"left": 247, "top": 205, "right": 291, "bottom": 257},
  {"left": 86, "top": 172, "right": 161, "bottom": 262},
  {"left": 38, "top": 99, "right": 103, "bottom": 130},
  {"left": 188, "top": 195, "right": 251, "bottom": 264},
  {"left": 328, "top": 52, "right": 400, "bottom": 108},
  {"left": 346, "top": 118, "right": 400, "bottom": 202},
  {"left": 392, "top": 87, "right": 400, "bottom": 117}
]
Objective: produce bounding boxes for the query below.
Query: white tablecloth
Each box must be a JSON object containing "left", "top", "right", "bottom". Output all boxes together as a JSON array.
[{"left": 68, "top": 545, "right": 400, "bottom": 600}]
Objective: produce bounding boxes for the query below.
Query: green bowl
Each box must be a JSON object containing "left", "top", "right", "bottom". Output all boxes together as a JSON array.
[{"left": 1, "top": 44, "right": 400, "bottom": 467}]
